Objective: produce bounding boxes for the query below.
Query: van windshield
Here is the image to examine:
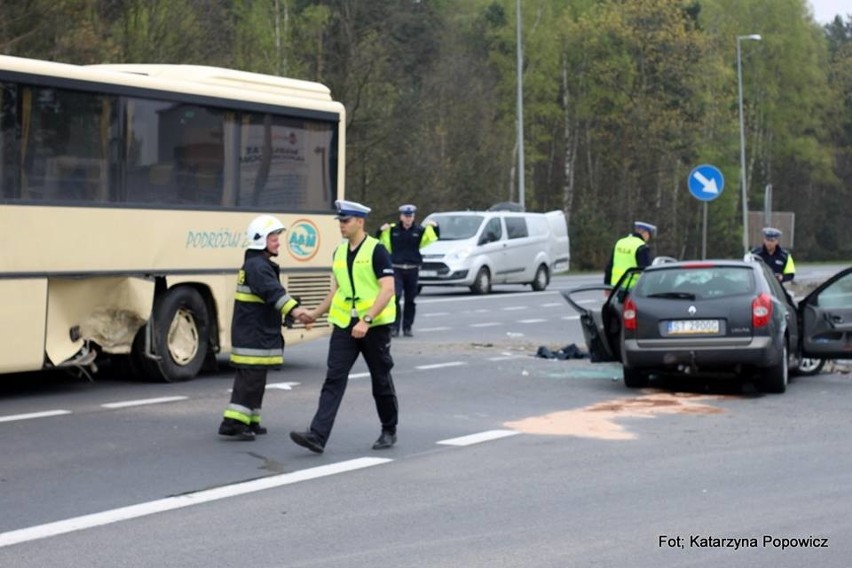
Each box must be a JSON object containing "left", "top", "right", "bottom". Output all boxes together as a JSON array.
[{"left": 428, "top": 214, "right": 485, "bottom": 240}]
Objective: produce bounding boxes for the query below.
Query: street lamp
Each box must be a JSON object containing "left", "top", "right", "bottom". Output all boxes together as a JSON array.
[
  {"left": 737, "top": 33, "right": 761, "bottom": 254},
  {"left": 516, "top": 0, "right": 525, "bottom": 210}
]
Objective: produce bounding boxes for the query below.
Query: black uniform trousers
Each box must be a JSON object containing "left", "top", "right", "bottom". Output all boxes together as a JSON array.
[
  {"left": 393, "top": 267, "right": 420, "bottom": 332},
  {"left": 229, "top": 367, "right": 268, "bottom": 419},
  {"left": 309, "top": 322, "right": 397, "bottom": 444}
]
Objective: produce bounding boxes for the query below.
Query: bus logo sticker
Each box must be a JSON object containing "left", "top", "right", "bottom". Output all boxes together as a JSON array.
[{"left": 288, "top": 219, "right": 320, "bottom": 261}]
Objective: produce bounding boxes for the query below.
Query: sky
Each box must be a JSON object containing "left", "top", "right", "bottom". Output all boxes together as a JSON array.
[{"left": 808, "top": 0, "right": 849, "bottom": 24}]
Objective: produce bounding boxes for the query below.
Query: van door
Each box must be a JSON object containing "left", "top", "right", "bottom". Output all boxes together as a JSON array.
[
  {"left": 503, "top": 216, "right": 533, "bottom": 282},
  {"left": 476, "top": 216, "right": 508, "bottom": 283}
]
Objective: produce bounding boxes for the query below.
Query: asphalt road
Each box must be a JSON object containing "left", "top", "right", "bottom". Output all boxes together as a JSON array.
[{"left": 1, "top": 271, "right": 851, "bottom": 567}]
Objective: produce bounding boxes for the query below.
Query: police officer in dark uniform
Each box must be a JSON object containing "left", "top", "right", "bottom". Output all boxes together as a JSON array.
[
  {"left": 290, "top": 199, "right": 398, "bottom": 454},
  {"left": 751, "top": 227, "right": 796, "bottom": 282},
  {"left": 377, "top": 204, "right": 439, "bottom": 337},
  {"left": 603, "top": 221, "right": 656, "bottom": 286},
  {"left": 218, "top": 214, "right": 307, "bottom": 441}
]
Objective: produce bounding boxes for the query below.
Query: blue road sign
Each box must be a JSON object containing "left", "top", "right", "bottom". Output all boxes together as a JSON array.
[{"left": 688, "top": 164, "right": 725, "bottom": 201}]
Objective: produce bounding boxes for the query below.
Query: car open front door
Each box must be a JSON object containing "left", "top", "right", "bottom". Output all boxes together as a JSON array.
[
  {"left": 561, "top": 268, "right": 641, "bottom": 363},
  {"left": 561, "top": 285, "right": 617, "bottom": 362},
  {"left": 799, "top": 267, "right": 852, "bottom": 359}
]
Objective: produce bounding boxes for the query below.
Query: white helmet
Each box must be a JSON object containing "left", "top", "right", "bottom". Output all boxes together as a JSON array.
[{"left": 246, "top": 215, "right": 286, "bottom": 250}]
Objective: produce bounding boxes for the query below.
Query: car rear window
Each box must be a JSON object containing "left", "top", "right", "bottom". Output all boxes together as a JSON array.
[{"left": 634, "top": 266, "right": 755, "bottom": 300}]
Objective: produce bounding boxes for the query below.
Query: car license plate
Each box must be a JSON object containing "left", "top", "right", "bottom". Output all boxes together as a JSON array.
[
  {"left": 419, "top": 270, "right": 437, "bottom": 277},
  {"left": 667, "top": 319, "right": 720, "bottom": 335}
]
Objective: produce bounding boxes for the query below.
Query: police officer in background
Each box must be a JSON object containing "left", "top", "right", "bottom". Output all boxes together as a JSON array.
[
  {"left": 751, "top": 227, "right": 795, "bottom": 283},
  {"left": 603, "top": 221, "right": 656, "bottom": 286},
  {"left": 290, "top": 199, "right": 399, "bottom": 454},
  {"left": 377, "top": 204, "right": 439, "bottom": 337},
  {"left": 218, "top": 215, "right": 307, "bottom": 441}
]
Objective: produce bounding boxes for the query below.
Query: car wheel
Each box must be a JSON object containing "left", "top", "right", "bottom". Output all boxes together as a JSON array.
[
  {"left": 757, "top": 343, "right": 788, "bottom": 394},
  {"left": 530, "top": 265, "right": 549, "bottom": 291},
  {"left": 132, "top": 287, "right": 210, "bottom": 382},
  {"left": 623, "top": 366, "right": 649, "bottom": 388},
  {"left": 470, "top": 267, "right": 492, "bottom": 295},
  {"left": 795, "top": 357, "right": 826, "bottom": 377}
]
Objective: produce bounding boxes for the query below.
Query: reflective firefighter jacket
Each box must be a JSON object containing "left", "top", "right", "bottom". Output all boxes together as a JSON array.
[{"left": 229, "top": 249, "right": 299, "bottom": 368}]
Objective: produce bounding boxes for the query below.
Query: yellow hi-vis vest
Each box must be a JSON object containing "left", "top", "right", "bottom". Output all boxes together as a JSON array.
[
  {"left": 329, "top": 236, "right": 396, "bottom": 328},
  {"left": 610, "top": 234, "right": 645, "bottom": 286},
  {"left": 379, "top": 223, "right": 439, "bottom": 252}
]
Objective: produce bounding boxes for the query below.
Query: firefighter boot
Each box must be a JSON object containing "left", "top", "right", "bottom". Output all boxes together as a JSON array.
[{"left": 218, "top": 418, "right": 256, "bottom": 441}]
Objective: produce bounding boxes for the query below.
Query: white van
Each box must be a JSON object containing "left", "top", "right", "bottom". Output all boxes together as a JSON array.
[{"left": 419, "top": 210, "right": 570, "bottom": 294}]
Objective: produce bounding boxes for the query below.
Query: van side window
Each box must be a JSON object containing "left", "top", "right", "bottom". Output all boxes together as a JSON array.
[
  {"left": 505, "top": 217, "right": 528, "bottom": 239},
  {"left": 483, "top": 217, "right": 502, "bottom": 242}
]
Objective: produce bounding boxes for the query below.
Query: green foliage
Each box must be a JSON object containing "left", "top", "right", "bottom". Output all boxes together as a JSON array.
[{"left": 2, "top": 0, "right": 848, "bottom": 263}]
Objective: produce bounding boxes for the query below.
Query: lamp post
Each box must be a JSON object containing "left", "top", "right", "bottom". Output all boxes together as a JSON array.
[
  {"left": 737, "top": 33, "right": 761, "bottom": 254},
  {"left": 516, "top": 0, "right": 525, "bottom": 210}
]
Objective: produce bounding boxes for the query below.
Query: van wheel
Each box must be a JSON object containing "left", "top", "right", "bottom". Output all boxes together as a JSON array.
[
  {"left": 470, "top": 267, "right": 492, "bottom": 295},
  {"left": 133, "top": 287, "right": 210, "bottom": 382},
  {"left": 531, "top": 265, "right": 549, "bottom": 291}
]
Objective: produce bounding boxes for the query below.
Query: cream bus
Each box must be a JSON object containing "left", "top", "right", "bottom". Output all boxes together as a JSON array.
[{"left": 0, "top": 55, "right": 345, "bottom": 381}]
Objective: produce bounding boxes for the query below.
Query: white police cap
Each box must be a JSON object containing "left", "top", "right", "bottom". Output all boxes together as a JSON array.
[
  {"left": 634, "top": 221, "right": 657, "bottom": 235},
  {"left": 399, "top": 204, "right": 417, "bottom": 215},
  {"left": 335, "top": 199, "right": 371, "bottom": 219},
  {"left": 762, "top": 227, "right": 782, "bottom": 239}
]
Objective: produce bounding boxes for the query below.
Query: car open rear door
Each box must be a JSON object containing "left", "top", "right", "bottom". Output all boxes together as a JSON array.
[
  {"left": 561, "top": 285, "right": 617, "bottom": 362},
  {"left": 799, "top": 267, "right": 852, "bottom": 359}
]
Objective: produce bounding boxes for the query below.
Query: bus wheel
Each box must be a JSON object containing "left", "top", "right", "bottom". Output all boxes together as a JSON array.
[{"left": 144, "top": 287, "right": 210, "bottom": 382}]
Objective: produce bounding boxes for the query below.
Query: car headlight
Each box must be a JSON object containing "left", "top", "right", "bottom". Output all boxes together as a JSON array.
[{"left": 448, "top": 247, "right": 473, "bottom": 262}]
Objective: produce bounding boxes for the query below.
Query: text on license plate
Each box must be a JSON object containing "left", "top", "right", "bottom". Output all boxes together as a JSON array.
[
  {"left": 419, "top": 270, "right": 437, "bottom": 277},
  {"left": 667, "top": 319, "right": 720, "bottom": 335}
]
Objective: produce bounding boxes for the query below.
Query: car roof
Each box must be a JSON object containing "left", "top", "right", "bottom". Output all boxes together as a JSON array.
[{"left": 644, "top": 259, "right": 761, "bottom": 272}]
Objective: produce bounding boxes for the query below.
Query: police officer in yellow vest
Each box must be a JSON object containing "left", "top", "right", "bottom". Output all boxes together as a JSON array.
[
  {"left": 377, "top": 204, "right": 439, "bottom": 337},
  {"left": 290, "top": 199, "right": 398, "bottom": 454},
  {"left": 603, "top": 221, "right": 656, "bottom": 286},
  {"left": 751, "top": 227, "right": 796, "bottom": 283},
  {"left": 219, "top": 215, "right": 307, "bottom": 441}
]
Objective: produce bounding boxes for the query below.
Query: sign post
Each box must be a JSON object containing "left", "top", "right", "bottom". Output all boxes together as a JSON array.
[{"left": 688, "top": 164, "right": 725, "bottom": 259}]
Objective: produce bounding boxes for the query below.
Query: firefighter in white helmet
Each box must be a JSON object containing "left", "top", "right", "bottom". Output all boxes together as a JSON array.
[{"left": 218, "top": 214, "right": 308, "bottom": 440}]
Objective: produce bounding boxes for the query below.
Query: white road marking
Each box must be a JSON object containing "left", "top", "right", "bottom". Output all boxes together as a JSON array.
[
  {"left": 0, "top": 410, "right": 72, "bottom": 423},
  {"left": 101, "top": 396, "right": 188, "bottom": 409},
  {"left": 417, "top": 327, "right": 452, "bottom": 332},
  {"left": 423, "top": 312, "right": 450, "bottom": 317},
  {"left": 541, "top": 303, "right": 563, "bottom": 307},
  {"left": 348, "top": 372, "right": 371, "bottom": 379},
  {"left": 437, "top": 430, "right": 520, "bottom": 446},
  {"left": 517, "top": 318, "right": 547, "bottom": 324},
  {"left": 415, "top": 362, "right": 466, "bottom": 370},
  {"left": 470, "top": 322, "right": 500, "bottom": 328},
  {"left": 0, "top": 457, "right": 392, "bottom": 548},
  {"left": 561, "top": 315, "right": 580, "bottom": 320},
  {"left": 502, "top": 306, "right": 526, "bottom": 311},
  {"left": 267, "top": 382, "right": 301, "bottom": 390},
  {"left": 487, "top": 355, "right": 522, "bottom": 361}
]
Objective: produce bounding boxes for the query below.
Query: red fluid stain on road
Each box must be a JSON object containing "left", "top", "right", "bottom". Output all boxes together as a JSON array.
[{"left": 504, "top": 391, "right": 727, "bottom": 440}]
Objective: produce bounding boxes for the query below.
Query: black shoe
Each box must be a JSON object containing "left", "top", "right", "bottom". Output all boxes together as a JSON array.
[
  {"left": 391, "top": 328, "right": 400, "bottom": 337},
  {"left": 218, "top": 418, "right": 256, "bottom": 441},
  {"left": 403, "top": 329, "right": 413, "bottom": 337},
  {"left": 372, "top": 430, "right": 397, "bottom": 450},
  {"left": 249, "top": 423, "right": 267, "bottom": 435},
  {"left": 290, "top": 430, "right": 324, "bottom": 454}
]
